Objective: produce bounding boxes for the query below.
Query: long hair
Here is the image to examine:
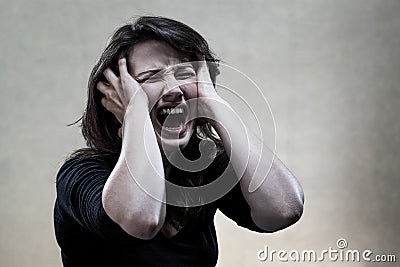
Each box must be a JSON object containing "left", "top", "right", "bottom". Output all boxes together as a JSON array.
[
  {"left": 74, "top": 16, "right": 224, "bottom": 229},
  {"left": 81, "top": 16, "right": 221, "bottom": 155}
]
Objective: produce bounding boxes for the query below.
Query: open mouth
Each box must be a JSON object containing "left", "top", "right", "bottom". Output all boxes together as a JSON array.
[{"left": 156, "top": 104, "right": 189, "bottom": 135}]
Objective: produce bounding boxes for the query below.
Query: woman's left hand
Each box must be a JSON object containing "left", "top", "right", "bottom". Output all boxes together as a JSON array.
[{"left": 195, "top": 54, "right": 229, "bottom": 123}]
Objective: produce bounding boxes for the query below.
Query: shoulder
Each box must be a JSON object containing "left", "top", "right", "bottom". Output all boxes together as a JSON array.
[{"left": 56, "top": 150, "right": 114, "bottom": 186}]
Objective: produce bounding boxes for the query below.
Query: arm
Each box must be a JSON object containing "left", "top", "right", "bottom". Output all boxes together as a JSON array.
[
  {"left": 196, "top": 57, "right": 304, "bottom": 232},
  {"left": 97, "top": 58, "right": 166, "bottom": 239}
]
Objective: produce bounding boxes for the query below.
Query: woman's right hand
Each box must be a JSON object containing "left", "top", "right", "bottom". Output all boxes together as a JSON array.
[
  {"left": 99, "top": 59, "right": 166, "bottom": 240},
  {"left": 96, "top": 57, "right": 148, "bottom": 136}
]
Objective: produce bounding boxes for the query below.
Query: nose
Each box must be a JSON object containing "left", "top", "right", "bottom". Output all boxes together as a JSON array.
[{"left": 162, "top": 75, "right": 184, "bottom": 102}]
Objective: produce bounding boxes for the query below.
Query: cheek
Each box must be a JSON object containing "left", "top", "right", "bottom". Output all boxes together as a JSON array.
[
  {"left": 140, "top": 83, "right": 162, "bottom": 109},
  {"left": 181, "top": 83, "right": 198, "bottom": 100}
]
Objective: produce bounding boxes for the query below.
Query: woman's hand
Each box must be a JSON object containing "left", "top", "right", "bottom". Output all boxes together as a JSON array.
[
  {"left": 96, "top": 57, "right": 148, "bottom": 136},
  {"left": 196, "top": 56, "right": 303, "bottom": 232},
  {"left": 195, "top": 54, "right": 222, "bottom": 100},
  {"left": 195, "top": 54, "right": 230, "bottom": 126}
]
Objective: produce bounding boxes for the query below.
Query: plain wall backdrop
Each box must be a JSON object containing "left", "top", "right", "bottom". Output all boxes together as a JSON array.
[{"left": 0, "top": 0, "right": 399, "bottom": 266}]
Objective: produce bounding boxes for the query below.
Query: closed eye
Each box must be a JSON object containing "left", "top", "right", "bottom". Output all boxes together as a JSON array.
[
  {"left": 174, "top": 66, "right": 196, "bottom": 80},
  {"left": 136, "top": 71, "right": 162, "bottom": 83},
  {"left": 175, "top": 71, "right": 195, "bottom": 80}
]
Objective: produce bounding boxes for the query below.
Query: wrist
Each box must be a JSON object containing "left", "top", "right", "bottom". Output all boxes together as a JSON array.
[
  {"left": 198, "top": 95, "right": 232, "bottom": 129},
  {"left": 127, "top": 90, "right": 149, "bottom": 110}
]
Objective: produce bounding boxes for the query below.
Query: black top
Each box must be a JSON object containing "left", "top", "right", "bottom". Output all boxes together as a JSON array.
[{"left": 54, "top": 151, "right": 267, "bottom": 267}]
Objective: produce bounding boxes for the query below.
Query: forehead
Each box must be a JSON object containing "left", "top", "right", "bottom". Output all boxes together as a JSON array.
[{"left": 128, "top": 40, "right": 189, "bottom": 75}]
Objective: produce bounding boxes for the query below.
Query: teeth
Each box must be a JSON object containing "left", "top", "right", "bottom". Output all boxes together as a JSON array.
[
  {"left": 164, "top": 122, "right": 185, "bottom": 130},
  {"left": 161, "top": 107, "right": 184, "bottom": 115}
]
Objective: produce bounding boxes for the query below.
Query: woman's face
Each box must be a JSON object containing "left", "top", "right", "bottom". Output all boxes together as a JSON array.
[{"left": 127, "top": 40, "right": 198, "bottom": 150}]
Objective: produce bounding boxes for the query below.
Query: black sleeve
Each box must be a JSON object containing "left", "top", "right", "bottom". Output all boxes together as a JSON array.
[
  {"left": 214, "top": 152, "right": 270, "bottom": 233},
  {"left": 55, "top": 155, "right": 134, "bottom": 241}
]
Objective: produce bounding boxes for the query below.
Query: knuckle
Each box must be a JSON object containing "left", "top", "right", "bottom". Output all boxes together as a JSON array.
[
  {"left": 121, "top": 76, "right": 129, "bottom": 85},
  {"left": 119, "top": 78, "right": 125, "bottom": 87},
  {"left": 96, "top": 82, "right": 104, "bottom": 91},
  {"left": 104, "top": 90, "right": 113, "bottom": 99},
  {"left": 103, "top": 68, "right": 111, "bottom": 76},
  {"left": 101, "top": 98, "right": 112, "bottom": 109},
  {"left": 104, "top": 101, "right": 115, "bottom": 112}
]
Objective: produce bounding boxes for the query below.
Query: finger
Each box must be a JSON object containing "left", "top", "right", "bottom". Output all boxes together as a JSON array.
[
  {"left": 118, "top": 57, "right": 140, "bottom": 97},
  {"left": 194, "top": 54, "right": 217, "bottom": 100},
  {"left": 118, "top": 57, "right": 142, "bottom": 104},
  {"left": 97, "top": 81, "right": 120, "bottom": 101},
  {"left": 118, "top": 57, "right": 129, "bottom": 77},
  {"left": 103, "top": 67, "right": 120, "bottom": 89},
  {"left": 96, "top": 81, "right": 111, "bottom": 94},
  {"left": 100, "top": 70, "right": 123, "bottom": 102},
  {"left": 97, "top": 82, "right": 124, "bottom": 108},
  {"left": 118, "top": 57, "right": 140, "bottom": 89},
  {"left": 118, "top": 57, "right": 130, "bottom": 92},
  {"left": 195, "top": 55, "right": 212, "bottom": 85},
  {"left": 101, "top": 98, "right": 124, "bottom": 124},
  {"left": 195, "top": 53, "right": 210, "bottom": 76},
  {"left": 100, "top": 96, "right": 123, "bottom": 112}
]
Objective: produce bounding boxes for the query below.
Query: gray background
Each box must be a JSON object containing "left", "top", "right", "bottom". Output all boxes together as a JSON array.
[{"left": 0, "top": 0, "right": 399, "bottom": 266}]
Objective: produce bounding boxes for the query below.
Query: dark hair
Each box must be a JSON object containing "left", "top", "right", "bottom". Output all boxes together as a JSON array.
[
  {"left": 81, "top": 16, "right": 221, "bottom": 156},
  {"left": 74, "top": 16, "right": 224, "bottom": 230}
]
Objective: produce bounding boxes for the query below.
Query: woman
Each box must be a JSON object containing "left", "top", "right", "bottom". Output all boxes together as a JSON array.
[{"left": 54, "top": 16, "right": 304, "bottom": 267}]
